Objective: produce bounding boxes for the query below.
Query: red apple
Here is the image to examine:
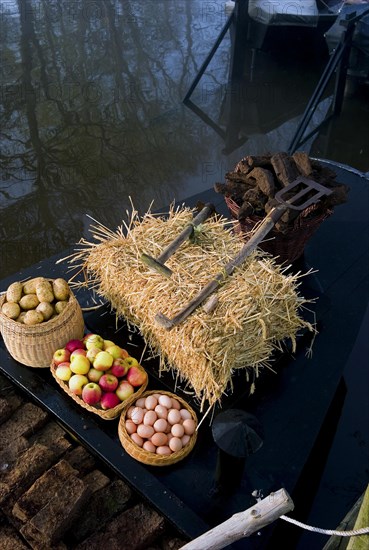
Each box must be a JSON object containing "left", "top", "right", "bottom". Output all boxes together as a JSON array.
[
  {"left": 99, "top": 373, "right": 118, "bottom": 392},
  {"left": 82, "top": 382, "right": 102, "bottom": 405},
  {"left": 122, "top": 356, "right": 139, "bottom": 368},
  {"left": 55, "top": 362, "right": 72, "bottom": 381},
  {"left": 120, "top": 348, "right": 129, "bottom": 358},
  {"left": 68, "top": 374, "right": 88, "bottom": 395},
  {"left": 100, "top": 392, "right": 121, "bottom": 410},
  {"left": 53, "top": 348, "right": 71, "bottom": 365},
  {"left": 85, "top": 333, "right": 104, "bottom": 350},
  {"left": 105, "top": 345, "right": 123, "bottom": 360},
  {"left": 111, "top": 358, "right": 129, "bottom": 378},
  {"left": 126, "top": 365, "right": 147, "bottom": 387},
  {"left": 116, "top": 380, "right": 134, "bottom": 401},
  {"left": 70, "top": 354, "right": 91, "bottom": 375},
  {"left": 70, "top": 348, "right": 87, "bottom": 361},
  {"left": 86, "top": 346, "right": 102, "bottom": 363},
  {"left": 87, "top": 367, "right": 104, "bottom": 383},
  {"left": 93, "top": 350, "right": 114, "bottom": 371},
  {"left": 65, "top": 339, "right": 84, "bottom": 353},
  {"left": 103, "top": 339, "right": 115, "bottom": 350}
]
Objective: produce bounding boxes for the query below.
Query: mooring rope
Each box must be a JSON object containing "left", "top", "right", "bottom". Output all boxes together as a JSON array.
[{"left": 280, "top": 515, "right": 369, "bottom": 537}]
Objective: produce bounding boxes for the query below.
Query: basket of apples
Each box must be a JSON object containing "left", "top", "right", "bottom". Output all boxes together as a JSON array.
[{"left": 50, "top": 333, "right": 148, "bottom": 420}]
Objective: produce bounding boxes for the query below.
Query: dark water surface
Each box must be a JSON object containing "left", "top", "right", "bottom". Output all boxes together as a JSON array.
[
  {"left": 1, "top": 0, "right": 368, "bottom": 280},
  {"left": 0, "top": 1, "right": 368, "bottom": 548}
]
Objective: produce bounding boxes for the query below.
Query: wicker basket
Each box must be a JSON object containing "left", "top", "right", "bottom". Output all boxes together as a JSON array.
[
  {"left": 0, "top": 287, "right": 85, "bottom": 368},
  {"left": 50, "top": 361, "right": 148, "bottom": 420},
  {"left": 225, "top": 196, "right": 333, "bottom": 264},
  {"left": 118, "top": 390, "right": 198, "bottom": 466}
]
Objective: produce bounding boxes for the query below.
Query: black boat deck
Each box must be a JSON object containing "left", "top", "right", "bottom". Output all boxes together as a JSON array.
[{"left": 0, "top": 160, "right": 368, "bottom": 549}]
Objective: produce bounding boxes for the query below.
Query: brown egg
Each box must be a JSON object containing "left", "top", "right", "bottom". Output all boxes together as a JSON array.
[
  {"left": 131, "top": 433, "right": 144, "bottom": 447},
  {"left": 130, "top": 407, "right": 144, "bottom": 425},
  {"left": 182, "top": 418, "right": 196, "bottom": 435},
  {"left": 126, "top": 406, "right": 135, "bottom": 419},
  {"left": 158, "top": 394, "right": 172, "bottom": 409},
  {"left": 145, "top": 395, "right": 158, "bottom": 410},
  {"left": 171, "top": 423, "right": 185, "bottom": 438},
  {"left": 182, "top": 434, "right": 191, "bottom": 446},
  {"left": 167, "top": 408, "right": 181, "bottom": 425},
  {"left": 179, "top": 408, "right": 192, "bottom": 420},
  {"left": 151, "top": 432, "right": 168, "bottom": 447},
  {"left": 171, "top": 398, "right": 181, "bottom": 410},
  {"left": 153, "top": 418, "right": 168, "bottom": 433},
  {"left": 135, "top": 397, "right": 146, "bottom": 408},
  {"left": 169, "top": 437, "right": 183, "bottom": 453},
  {"left": 156, "top": 445, "right": 172, "bottom": 456},
  {"left": 143, "top": 440, "right": 156, "bottom": 453},
  {"left": 125, "top": 420, "right": 137, "bottom": 435},
  {"left": 143, "top": 410, "right": 157, "bottom": 426},
  {"left": 137, "top": 424, "right": 154, "bottom": 439},
  {"left": 154, "top": 404, "right": 168, "bottom": 419}
]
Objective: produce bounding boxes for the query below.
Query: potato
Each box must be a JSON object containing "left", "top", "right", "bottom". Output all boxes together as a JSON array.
[
  {"left": 35, "top": 280, "right": 54, "bottom": 303},
  {"left": 54, "top": 300, "right": 68, "bottom": 314},
  {"left": 36, "top": 301, "right": 54, "bottom": 321},
  {"left": 2, "top": 302, "right": 21, "bottom": 320},
  {"left": 19, "top": 294, "right": 40, "bottom": 310},
  {"left": 16, "top": 311, "right": 27, "bottom": 323},
  {"left": 22, "top": 277, "right": 46, "bottom": 295},
  {"left": 6, "top": 282, "right": 23, "bottom": 303},
  {"left": 52, "top": 278, "right": 70, "bottom": 301},
  {"left": 23, "top": 310, "right": 44, "bottom": 325}
]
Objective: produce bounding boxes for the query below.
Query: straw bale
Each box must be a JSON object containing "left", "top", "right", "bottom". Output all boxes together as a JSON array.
[{"left": 69, "top": 206, "right": 314, "bottom": 410}]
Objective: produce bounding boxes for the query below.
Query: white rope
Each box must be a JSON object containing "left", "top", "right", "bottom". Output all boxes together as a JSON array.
[{"left": 280, "top": 515, "right": 369, "bottom": 537}]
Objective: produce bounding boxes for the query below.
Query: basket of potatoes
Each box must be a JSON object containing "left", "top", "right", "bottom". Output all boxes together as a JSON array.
[{"left": 0, "top": 277, "right": 84, "bottom": 368}]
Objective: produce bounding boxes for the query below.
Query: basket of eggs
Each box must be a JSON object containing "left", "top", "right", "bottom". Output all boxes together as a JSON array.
[
  {"left": 0, "top": 277, "right": 84, "bottom": 368},
  {"left": 118, "top": 390, "right": 198, "bottom": 466}
]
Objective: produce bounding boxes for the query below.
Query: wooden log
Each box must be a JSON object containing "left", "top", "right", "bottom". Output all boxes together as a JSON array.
[
  {"left": 179, "top": 488, "right": 294, "bottom": 550},
  {"left": 292, "top": 152, "right": 313, "bottom": 176},
  {"left": 248, "top": 167, "right": 276, "bottom": 198},
  {"left": 271, "top": 152, "right": 300, "bottom": 187},
  {"left": 241, "top": 155, "right": 272, "bottom": 169}
]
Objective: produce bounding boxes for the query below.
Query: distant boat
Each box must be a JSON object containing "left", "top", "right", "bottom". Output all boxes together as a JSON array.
[
  {"left": 243, "top": 0, "right": 343, "bottom": 48},
  {"left": 325, "top": 2, "right": 369, "bottom": 80}
]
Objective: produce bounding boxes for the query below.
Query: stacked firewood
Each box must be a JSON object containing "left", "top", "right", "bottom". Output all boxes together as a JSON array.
[{"left": 215, "top": 152, "right": 349, "bottom": 233}]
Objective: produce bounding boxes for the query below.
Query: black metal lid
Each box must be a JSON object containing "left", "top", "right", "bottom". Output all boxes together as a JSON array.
[{"left": 212, "top": 409, "right": 264, "bottom": 458}]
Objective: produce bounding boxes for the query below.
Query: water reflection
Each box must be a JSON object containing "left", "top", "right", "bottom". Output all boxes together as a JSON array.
[
  {"left": 0, "top": 0, "right": 367, "bottom": 280},
  {"left": 0, "top": 0, "right": 233, "bottom": 278}
]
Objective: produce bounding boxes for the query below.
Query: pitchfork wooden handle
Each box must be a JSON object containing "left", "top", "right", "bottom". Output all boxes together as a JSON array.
[
  {"left": 155, "top": 204, "right": 287, "bottom": 330},
  {"left": 157, "top": 202, "right": 215, "bottom": 264},
  {"left": 141, "top": 203, "right": 215, "bottom": 277}
]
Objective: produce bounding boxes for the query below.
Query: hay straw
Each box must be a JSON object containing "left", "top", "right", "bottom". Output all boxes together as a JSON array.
[{"left": 68, "top": 205, "right": 315, "bottom": 411}]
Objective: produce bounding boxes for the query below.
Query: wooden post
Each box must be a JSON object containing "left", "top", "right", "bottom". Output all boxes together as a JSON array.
[{"left": 180, "top": 488, "right": 294, "bottom": 550}]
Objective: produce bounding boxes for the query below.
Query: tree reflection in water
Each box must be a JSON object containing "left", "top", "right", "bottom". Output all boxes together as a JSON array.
[{"left": 0, "top": 0, "right": 231, "bottom": 278}]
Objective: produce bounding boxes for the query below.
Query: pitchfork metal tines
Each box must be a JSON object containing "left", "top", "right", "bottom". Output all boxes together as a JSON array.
[{"left": 155, "top": 177, "right": 332, "bottom": 330}]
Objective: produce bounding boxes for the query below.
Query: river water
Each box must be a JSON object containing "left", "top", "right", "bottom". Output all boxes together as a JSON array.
[
  {"left": 0, "top": 1, "right": 368, "bottom": 548},
  {"left": 1, "top": 0, "right": 368, "bottom": 280}
]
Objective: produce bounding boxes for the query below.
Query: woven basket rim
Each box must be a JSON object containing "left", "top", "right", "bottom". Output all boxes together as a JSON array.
[
  {"left": 50, "top": 360, "right": 148, "bottom": 420},
  {"left": 0, "top": 283, "right": 79, "bottom": 336},
  {"left": 118, "top": 390, "right": 198, "bottom": 466},
  {"left": 0, "top": 283, "right": 86, "bottom": 368}
]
